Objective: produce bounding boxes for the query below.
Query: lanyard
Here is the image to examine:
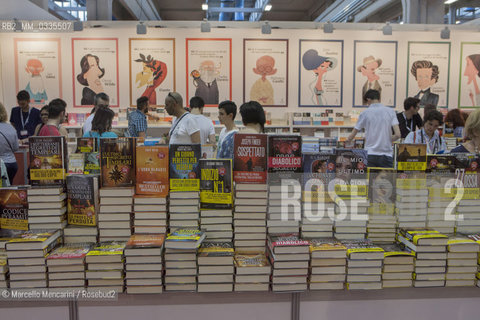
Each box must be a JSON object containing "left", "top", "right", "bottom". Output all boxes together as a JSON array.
[
  {"left": 420, "top": 129, "right": 439, "bottom": 154},
  {"left": 403, "top": 113, "right": 413, "bottom": 132},
  {"left": 169, "top": 112, "right": 189, "bottom": 137},
  {"left": 20, "top": 108, "right": 31, "bottom": 130}
]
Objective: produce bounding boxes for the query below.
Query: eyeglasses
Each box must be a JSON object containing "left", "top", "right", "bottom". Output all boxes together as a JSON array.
[{"left": 168, "top": 92, "right": 178, "bottom": 104}]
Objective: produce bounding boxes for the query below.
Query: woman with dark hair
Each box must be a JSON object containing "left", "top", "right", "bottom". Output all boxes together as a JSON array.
[
  {"left": 77, "top": 54, "right": 105, "bottom": 105},
  {"left": 239, "top": 101, "right": 266, "bottom": 134},
  {"left": 464, "top": 54, "right": 480, "bottom": 107},
  {"left": 445, "top": 109, "right": 466, "bottom": 138},
  {"left": 83, "top": 107, "right": 117, "bottom": 139},
  {"left": 451, "top": 109, "right": 480, "bottom": 153},
  {"left": 33, "top": 105, "right": 49, "bottom": 136},
  {"left": 302, "top": 49, "right": 337, "bottom": 105}
]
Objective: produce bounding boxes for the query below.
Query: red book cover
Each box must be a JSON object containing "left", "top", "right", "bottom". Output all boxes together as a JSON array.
[
  {"left": 47, "top": 244, "right": 91, "bottom": 260},
  {"left": 126, "top": 234, "right": 165, "bottom": 248},
  {"left": 233, "top": 133, "right": 267, "bottom": 184},
  {"left": 267, "top": 233, "right": 309, "bottom": 248},
  {"left": 68, "top": 113, "right": 78, "bottom": 126},
  {"left": 135, "top": 145, "right": 169, "bottom": 196}
]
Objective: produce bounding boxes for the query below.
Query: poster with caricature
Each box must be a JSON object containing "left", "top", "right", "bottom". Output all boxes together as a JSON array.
[
  {"left": 129, "top": 38, "right": 175, "bottom": 107},
  {"left": 72, "top": 38, "right": 119, "bottom": 108},
  {"left": 459, "top": 42, "right": 480, "bottom": 108},
  {"left": 299, "top": 39, "right": 343, "bottom": 108},
  {"left": 186, "top": 38, "right": 232, "bottom": 107},
  {"left": 407, "top": 41, "right": 450, "bottom": 109},
  {"left": 14, "top": 38, "right": 62, "bottom": 108},
  {"left": 353, "top": 41, "right": 397, "bottom": 108},
  {"left": 243, "top": 39, "right": 288, "bottom": 107}
]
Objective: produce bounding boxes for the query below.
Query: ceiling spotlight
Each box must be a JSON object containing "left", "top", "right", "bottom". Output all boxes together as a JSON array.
[
  {"left": 73, "top": 21, "right": 83, "bottom": 31},
  {"left": 265, "top": 4, "right": 272, "bottom": 11},
  {"left": 202, "top": 3, "right": 208, "bottom": 10},
  {"left": 137, "top": 22, "right": 147, "bottom": 35},
  {"left": 261, "top": 21, "right": 271, "bottom": 34},
  {"left": 382, "top": 22, "right": 392, "bottom": 35},
  {"left": 201, "top": 19, "right": 211, "bottom": 33},
  {"left": 323, "top": 21, "right": 334, "bottom": 34},
  {"left": 440, "top": 26, "right": 450, "bottom": 39}
]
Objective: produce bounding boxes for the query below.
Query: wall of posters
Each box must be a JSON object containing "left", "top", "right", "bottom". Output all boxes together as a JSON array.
[
  {"left": 14, "top": 38, "right": 62, "bottom": 108},
  {"left": 129, "top": 38, "right": 175, "bottom": 107},
  {"left": 243, "top": 39, "right": 288, "bottom": 107},
  {"left": 299, "top": 39, "right": 343, "bottom": 108},
  {"left": 458, "top": 42, "right": 480, "bottom": 108},
  {"left": 353, "top": 40, "right": 397, "bottom": 108},
  {"left": 407, "top": 41, "right": 450, "bottom": 109},
  {"left": 72, "top": 38, "right": 119, "bottom": 108},
  {"left": 186, "top": 38, "right": 232, "bottom": 107}
]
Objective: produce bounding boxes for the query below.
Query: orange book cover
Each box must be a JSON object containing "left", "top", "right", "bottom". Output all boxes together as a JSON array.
[
  {"left": 135, "top": 145, "right": 169, "bottom": 196},
  {"left": 126, "top": 234, "right": 165, "bottom": 248}
]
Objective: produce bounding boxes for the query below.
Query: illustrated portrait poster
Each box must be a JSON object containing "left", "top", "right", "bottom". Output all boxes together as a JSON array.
[
  {"left": 353, "top": 40, "right": 397, "bottom": 108},
  {"left": 407, "top": 41, "right": 451, "bottom": 109},
  {"left": 14, "top": 38, "right": 62, "bottom": 108},
  {"left": 129, "top": 38, "right": 175, "bottom": 107},
  {"left": 458, "top": 42, "right": 480, "bottom": 108},
  {"left": 186, "top": 38, "right": 232, "bottom": 107},
  {"left": 299, "top": 39, "right": 343, "bottom": 108},
  {"left": 243, "top": 39, "right": 288, "bottom": 107},
  {"left": 72, "top": 38, "right": 119, "bottom": 108}
]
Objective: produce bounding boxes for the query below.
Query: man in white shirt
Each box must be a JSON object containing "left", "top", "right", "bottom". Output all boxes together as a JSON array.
[
  {"left": 165, "top": 92, "right": 201, "bottom": 145},
  {"left": 189, "top": 96, "right": 216, "bottom": 145},
  {"left": 82, "top": 92, "right": 109, "bottom": 134},
  {"left": 347, "top": 89, "right": 401, "bottom": 168}
]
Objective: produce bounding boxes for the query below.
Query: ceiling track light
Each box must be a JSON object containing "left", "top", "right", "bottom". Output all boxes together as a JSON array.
[
  {"left": 201, "top": 19, "right": 211, "bottom": 33},
  {"left": 261, "top": 21, "right": 271, "bottom": 34},
  {"left": 382, "top": 22, "right": 392, "bottom": 35},
  {"left": 202, "top": 3, "right": 208, "bottom": 10},
  {"left": 137, "top": 21, "right": 147, "bottom": 35},
  {"left": 440, "top": 26, "right": 450, "bottom": 39},
  {"left": 323, "top": 21, "right": 334, "bottom": 34},
  {"left": 264, "top": 4, "right": 272, "bottom": 11}
]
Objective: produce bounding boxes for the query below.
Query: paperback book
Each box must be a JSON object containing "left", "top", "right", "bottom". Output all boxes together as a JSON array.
[
  {"left": 67, "top": 175, "right": 99, "bottom": 226},
  {"left": 29, "top": 136, "right": 68, "bottom": 186},
  {"left": 268, "top": 135, "right": 302, "bottom": 184},
  {"left": 200, "top": 159, "right": 233, "bottom": 209},
  {"left": 394, "top": 143, "right": 427, "bottom": 171},
  {"left": 0, "top": 187, "right": 28, "bottom": 230},
  {"left": 100, "top": 138, "right": 135, "bottom": 188},
  {"left": 76, "top": 137, "right": 97, "bottom": 153},
  {"left": 233, "top": 133, "right": 268, "bottom": 184},
  {"left": 169, "top": 144, "right": 201, "bottom": 192},
  {"left": 135, "top": 145, "right": 169, "bottom": 196}
]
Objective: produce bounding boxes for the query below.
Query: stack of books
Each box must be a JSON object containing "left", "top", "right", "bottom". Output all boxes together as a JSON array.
[
  {"left": 6, "top": 230, "right": 62, "bottom": 289},
  {"left": 0, "top": 255, "right": 7, "bottom": 289},
  {"left": 427, "top": 188, "right": 456, "bottom": 235},
  {"left": 466, "top": 234, "right": 480, "bottom": 287},
  {"left": 63, "top": 226, "right": 97, "bottom": 244},
  {"left": 169, "top": 191, "right": 200, "bottom": 230},
  {"left": 199, "top": 159, "right": 234, "bottom": 242},
  {"left": 233, "top": 133, "right": 268, "bottom": 253},
  {"left": 381, "top": 243, "right": 414, "bottom": 288},
  {"left": 124, "top": 234, "right": 165, "bottom": 294},
  {"left": 268, "top": 185, "right": 301, "bottom": 235},
  {"left": 456, "top": 198, "right": 480, "bottom": 235},
  {"left": 98, "top": 187, "right": 134, "bottom": 242},
  {"left": 397, "top": 229, "right": 448, "bottom": 287},
  {"left": 133, "top": 196, "right": 167, "bottom": 234},
  {"left": 344, "top": 240, "right": 384, "bottom": 290},
  {"left": 197, "top": 242, "right": 234, "bottom": 292},
  {"left": 268, "top": 234, "right": 309, "bottom": 292},
  {"left": 164, "top": 228, "right": 205, "bottom": 292},
  {"left": 333, "top": 197, "right": 369, "bottom": 241},
  {"left": 308, "top": 238, "right": 347, "bottom": 290},
  {"left": 28, "top": 187, "right": 67, "bottom": 230},
  {"left": 234, "top": 252, "right": 271, "bottom": 292},
  {"left": 446, "top": 236, "right": 479, "bottom": 287},
  {"left": 301, "top": 199, "right": 334, "bottom": 239},
  {"left": 85, "top": 242, "right": 126, "bottom": 292},
  {"left": 395, "top": 178, "right": 428, "bottom": 230},
  {"left": 46, "top": 243, "right": 90, "bottom": 290}
]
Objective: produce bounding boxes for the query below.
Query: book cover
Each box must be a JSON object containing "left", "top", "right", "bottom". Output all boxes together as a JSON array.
[
  {"left": 84, "top": 152, "right": 100, "bottom": 175},
  {"left": 201, "top": 144, "right": 216, "bottom": 159},
  {"left": 100, "top": 138, "right": 135, "bottom": 188},
  {"left": 86, "top": 242, "right": 126, "bottom": 256},
  {"left": 268, "top": 135, "right": 302, "bottom": 183},
  {"left": 234, "top": 253, "right": 270, "bottom": 267},
  {"left": 68, "top": 153, "right": 85, "bottom": 174},
  {"left": 394, "top": 143, "right": 427, "bottom": 171},
  {"left": 0, "top": 187, "right": 28, "bottom": 230},
  {"left": 267, "top": 233, "right": 309, "bottom": 248},
  {"left": 198, "top": 242, "right": 234, "bottom": 256},
  {"left": 67, "top": 175, "right": 99, "bottom": 226},
  {"left": 76, "top": 137, "right": 97, "bottom": 153},
  {"left": 135, "top": 145, "right": 169, "bottom": 196},
  {"left": 309, "top": 238, "right": 347, "bottom": 252},
  {"left": 233, "top": 133, "right": 267, "bottom": 184},
  {"left": 380, "top": 243, "right": 415, "bottom": 257},
  {"left": 126, "top": 234, "right": 165, "bottom": 248},
  {"left": 166, "top": 228, "right": 205, "bottom": 242},
  {"left": 367, "top": 167, "right": 395, "bottom": 204},
  {"left": 199, "top": 159, "right": 233, "bottom": 209},
  {"left": 29, "top": 136, "right": 67, "bottom": 186},
  {"left": 302, "top": 152, "right": 336, "bottom": 189},
  {"left": 169, "top": 144, "right": 201, "bottom": 192},
  {"left": 47, "top": 243, "right": 91, "bottom": 260},
  {"left": 343, "top": 240, "right": 384, "bottom": 255},
  {"left": 334, "top": 148, "right": 368, "bottom": 183},
  {"left": 68, "top": 113, "right": 78, "bottom": 126},
  {"left": 7, "top": 229, "right": 62, "bottom": 253}
]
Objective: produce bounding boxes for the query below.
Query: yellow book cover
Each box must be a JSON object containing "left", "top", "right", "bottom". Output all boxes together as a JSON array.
[
  {"left": 0, "top": 187, "right": 28, "bottom": 230},
  {"left": 86, "top": 242, "right": 126, "bottom": 256},
  {"left": 199, "top": 159, "right": 233, "bottom": 209}
]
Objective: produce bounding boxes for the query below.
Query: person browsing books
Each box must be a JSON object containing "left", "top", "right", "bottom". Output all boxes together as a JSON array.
[
  {"left": 239, "top": 101, "right": 266, "bottom": 134},
  {"left": 404, "top": 110, "right": 446, "bottom": 154},
  {"left": 190, "top": 96, "right": 216, "bottom": 145},
  {"left": 346, "top": 90, "right": 401, "bottom": 168},
  {"left": 451, "top": 109, "right": 480, "bottom": 153},
  {"left": 397, "top": 97, "right": 423, "bottom": 139},
  {"left": 444, "top": 108, "right": 465, "bottom": 138},
  {"left": 83, "top": 106, "right": 117, "bottom": 140},
  {"left": 38, "top": 99, "right": 67, "bottom": 137},
  {"left": 33, "top": 105, "right": 49, "bottom": 136},
  {"left": 165, "top": 92, "right": 200, "bottom": 145},
  {"left": 82, "top": 92, "right": 109, "bottom": 135},
  {"left": 0, "top": 102, "right": 19, "bottom": 183},
  {"left": 10, "top": 90, "right": 42, "bottom": 143},
  {"left": 217, "top": 100, "right": 238, "bottom": 159}
]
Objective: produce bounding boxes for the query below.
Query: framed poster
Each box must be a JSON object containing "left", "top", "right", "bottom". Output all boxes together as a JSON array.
[
  {"left": 72, "top": 38, "right": 119, "bottom": 108},
  {"left": 186, "top": 38, "right": 232, "bottom": 107},
  {"left": 299, "top": 39, "right": 343, "bottom": 107},
  {"left": 129, "top": 38, "right": 175, "bottom": 107},
  {"left": 407, "top": 41, "right": 450, "bottom": 109},
  {"left": 14, "top": 38, "right": 62, "bottom": 108},
  {"left": 353, "top": 40, "right": 397, "bottom": 108},
  {"left": 243, "top": 39, "right": 288, "bottom": 107},
  {"left": 459, "top": 42, "right": 480, "bottom": 108}
]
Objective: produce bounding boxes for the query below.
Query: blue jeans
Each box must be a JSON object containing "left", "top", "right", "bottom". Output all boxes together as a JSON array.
[{"left": 368, "top": 155, "right": 393, "bottom": 168}]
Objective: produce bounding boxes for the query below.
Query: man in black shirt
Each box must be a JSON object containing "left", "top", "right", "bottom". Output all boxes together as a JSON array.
[
  {"left": 397, "top": 97, "right": 422, "bottom": 139},
  {"left": 10, "top": 90, "right": 42, "bottom": 142}
]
